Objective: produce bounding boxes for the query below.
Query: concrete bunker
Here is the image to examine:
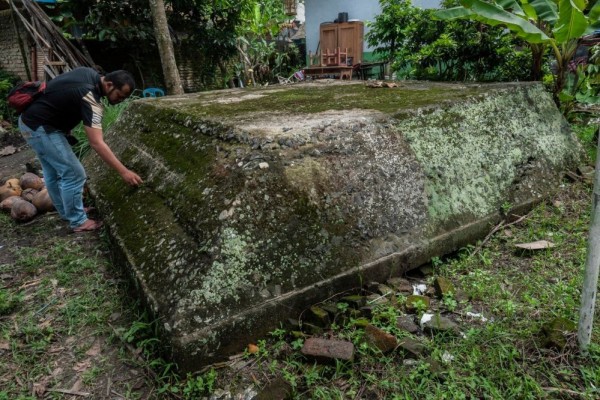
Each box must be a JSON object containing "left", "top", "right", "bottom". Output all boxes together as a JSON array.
[{"left": 84, "top": 81, "right": 582, "bottom": 371}]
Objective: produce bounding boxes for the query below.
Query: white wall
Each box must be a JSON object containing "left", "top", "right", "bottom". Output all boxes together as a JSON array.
[{"left": 304, "top": 0, "right": 440, "bottom": 56}]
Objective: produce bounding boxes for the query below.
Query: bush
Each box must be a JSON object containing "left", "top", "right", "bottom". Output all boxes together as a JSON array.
[
  {"left": 0, "top": 69, "right": 21, "bottom": 122},
  {"left": 366, "top": 0, "right": 532, "bottom": 82}
]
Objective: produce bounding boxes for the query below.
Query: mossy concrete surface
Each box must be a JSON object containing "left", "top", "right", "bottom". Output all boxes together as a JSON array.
[{"left": 83, "top": 81, "right": 582, "bottom": 371}]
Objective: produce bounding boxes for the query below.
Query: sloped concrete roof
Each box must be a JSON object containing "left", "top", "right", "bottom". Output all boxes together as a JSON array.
[{"left": 84, "top": 81, "right": 582, "bottom": 371}]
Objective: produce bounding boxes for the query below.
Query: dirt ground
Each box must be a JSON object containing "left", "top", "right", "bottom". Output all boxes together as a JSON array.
[{"left": 0, "top": 131, "right": 157, "bottom": 399}]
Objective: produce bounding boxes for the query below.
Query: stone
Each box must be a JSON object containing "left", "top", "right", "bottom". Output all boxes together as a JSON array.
[
  {"left": 398, "top": 337, "right": 427, "bottom": 359},
  {"left": 366, "top": 293, "right": 390, "bottom": 306},
  {"left": 358, "top": 306, "right": 374, "bottom": 319},
  {"left": 387, "top": 277, "right": 413, "bottom": 293},
  {"left": 255, "top": 377, "right": 292, "bottom": 400},
  {"left": 340, "top": 295, "right": 367, "bottom": 309},
  {"left": 578, "top": 165, "right": 595, "bottom": 183},
  {"left": 422, "top": 314, "right": 460, "bottom": 335},
  {"left": 418, "top": 265, "right": 434, "bottom": 276},
  {"left": 434, "top": 277, "right": 455, "bottom": 299},
  {"left": 541, "top": 317, "right": 576, "bottom": 350},
  {"left": 84, "top": 81, "right": 583, "bottom": 370},
  {"left": 306, "top": 306, "right": 330, "bottom": 327},
  {"left": 300, "top": 323, "right": 323, "bottom": 336},
  {"left": 364, "top": 324, "right": 398, "bottom": 353},
  {"left": 405, "top": 295, "right": 431, "bottom": 313},
  {"left": 351, "top": 318, "right": 370, "bottom": 328},
  {"left": 396, "top": 315, "right": 419, "bottom": 334},
  {"left": 301, "top": 338, "right": 355, "bottom": 363},
  {"left": 319, "top": 303, "right": 339, "bottom": 317},
  {"left": 375, "top": 284, "right": 395, "bottom": 296}
]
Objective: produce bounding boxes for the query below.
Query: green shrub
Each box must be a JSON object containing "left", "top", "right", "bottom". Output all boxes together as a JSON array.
[
  {"left": 0, "top": 69, "right": 20, "bottom": 122},
  {"left": 366, "top": 0, "right": 532, "bottom": 82}
]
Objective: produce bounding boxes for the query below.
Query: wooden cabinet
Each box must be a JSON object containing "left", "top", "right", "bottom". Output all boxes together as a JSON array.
[{"left": 319, "top": 21, "right": 364, "bottom": 65}]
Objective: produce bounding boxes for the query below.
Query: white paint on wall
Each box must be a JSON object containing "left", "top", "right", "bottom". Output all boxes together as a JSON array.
[{"left": 296, "top": 3, "right": 305, "bottom": 23}]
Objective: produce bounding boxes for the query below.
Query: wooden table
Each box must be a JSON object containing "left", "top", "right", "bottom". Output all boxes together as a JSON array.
[{"left": 304, "top": 65, "right": 354, "bottom": 80}]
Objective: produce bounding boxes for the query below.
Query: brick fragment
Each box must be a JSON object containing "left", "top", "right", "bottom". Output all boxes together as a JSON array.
[{"left": 301, "top": 338, "right": 354, "bottom": 363}]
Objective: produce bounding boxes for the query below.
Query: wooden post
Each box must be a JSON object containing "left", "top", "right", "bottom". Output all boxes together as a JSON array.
[{"left": 578, "top": 125, "right": 600, "bottom": 354}]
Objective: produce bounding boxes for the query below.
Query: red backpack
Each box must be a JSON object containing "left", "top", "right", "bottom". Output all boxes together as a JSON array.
[{"left": 7, "top": 81, "right": 47, "bottom": 114}]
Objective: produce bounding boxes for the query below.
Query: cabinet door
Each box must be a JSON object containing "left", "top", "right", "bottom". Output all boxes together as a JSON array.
[
  {"left": 320, "top": 24, "right": 338, "bottom": 53},
  {"left": 338, "top": 22, "right": 364, "bottom": 64}
]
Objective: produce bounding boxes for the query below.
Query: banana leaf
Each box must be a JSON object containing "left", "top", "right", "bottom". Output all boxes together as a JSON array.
[
  {"left": 528, "top": 0, "right": 559, "bottom": 24},
  {"left": 552, "top": 0, "right": 587, "bottom": 43},
  {"left": 460, "top": 0, "right": 550, "bottom": 43}
]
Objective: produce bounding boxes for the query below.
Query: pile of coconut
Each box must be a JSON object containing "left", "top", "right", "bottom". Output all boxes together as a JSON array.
[{"left": 0, "top": 172, "right": 54, "bottom": 222}]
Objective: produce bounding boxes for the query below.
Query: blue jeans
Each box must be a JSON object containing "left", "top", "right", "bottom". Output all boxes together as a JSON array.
[{"left": 18, "top": 117, "right": 87, "bottom": 229}]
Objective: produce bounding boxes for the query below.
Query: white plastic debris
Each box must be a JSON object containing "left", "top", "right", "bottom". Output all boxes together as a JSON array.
[
  {"left": 412, "top": 284, "right": 427, "bottom": 295},
  {"left": 466, "top": 312, "right": 488, "bottom": 322},
  {"left": 442, "top": 351, "right": 454, "bottom": 363},
  {"left": 420, "top": 313, "right": 434, "bottom": 327}
]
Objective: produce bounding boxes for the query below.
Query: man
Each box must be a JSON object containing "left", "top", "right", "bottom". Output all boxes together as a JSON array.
[{"left": 18, "top": 67, "right": 143, "bottom": 232}]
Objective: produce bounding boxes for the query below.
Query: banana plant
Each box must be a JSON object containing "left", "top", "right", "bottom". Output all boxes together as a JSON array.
[{"left": 435, "top": 0, "right": 600, "bottom": 102}]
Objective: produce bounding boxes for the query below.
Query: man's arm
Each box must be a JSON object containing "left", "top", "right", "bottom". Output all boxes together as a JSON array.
[{"left": 84, "top": 126, "right": 143, "bottom": 186}]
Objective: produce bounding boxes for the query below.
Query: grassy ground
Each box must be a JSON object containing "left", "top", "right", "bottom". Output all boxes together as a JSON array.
[{"left": 0, "top": 116, "right": 599, "bottom": 399}]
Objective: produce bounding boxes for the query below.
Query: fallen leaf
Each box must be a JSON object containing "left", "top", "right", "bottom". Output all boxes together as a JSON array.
[
  {"left": 70, "top": 378, "right": 83, "bottom": 392},
  {"left": 0, "top": 340, "right": 10, "bottom": 350},
  {"left": 0, "top": 146, "right": 16, "bottom": 156},
  {"left": 49, "top": 345, "right": 65, "bottom": 354},
  {"left": 85, "top": 341, "right": 102, "bottom": 357},
  {"left": 33, "top": 382, "right": 47, "bottom": 397},
  {"left": 73, "top": 359, "right": 91, "bottom": 373},
  {"left": 515, "top": 240, "right": 555, "bottom": 250}
]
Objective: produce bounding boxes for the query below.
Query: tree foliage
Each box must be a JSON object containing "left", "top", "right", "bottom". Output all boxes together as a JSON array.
[
  {"left": 435, "top": 0, "right": 600, "bottom": 101},
  {"left": 366, "top": 0, "right": 532, "bottom": 81},
  {"left": 46, "top": 1, "right": 295, "bottom": 88}
]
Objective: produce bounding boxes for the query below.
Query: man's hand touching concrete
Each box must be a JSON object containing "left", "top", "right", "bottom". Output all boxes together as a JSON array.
[{"left": 121, "top": 169, "right": 143, "bottom": 186}]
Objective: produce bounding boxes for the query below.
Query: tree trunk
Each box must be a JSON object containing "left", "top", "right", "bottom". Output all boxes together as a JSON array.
[
  {"left": 148, "top": 0, "right": 183, "bottom": 95},
  {"left": 218, "top": 62, "right": 235, "bottom": 88},
  {"left": 530, "top": 44, "right": 544, "bottom": 81},
  {"left": 578, "top": 127, "right": 600, "bottom": 355}
]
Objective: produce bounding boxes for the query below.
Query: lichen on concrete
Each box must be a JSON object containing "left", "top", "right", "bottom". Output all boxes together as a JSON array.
[{"left": 83, "top": 81, "right": 582, "bottom": 370}]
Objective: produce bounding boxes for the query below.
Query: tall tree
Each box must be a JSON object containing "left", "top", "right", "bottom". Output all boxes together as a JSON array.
[{"left": 149, "top": 0, "right": 184, "bottom": 94}]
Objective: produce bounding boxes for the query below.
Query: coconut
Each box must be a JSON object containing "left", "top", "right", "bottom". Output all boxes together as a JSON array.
[
  {"left": 11, "top": 198, "right": 37, "bottom": 221},
  {"left": 32, "top": 189, "right": 55, "bottom": 212},
  {"left": 0, "top": 178, "right": 22, "bottom": 201},
  {"left": 19, "top": 172, "right": 44, "bottom": 190},
  {"left": 0, "top": 195, "right": 20, "bottom": 212},
  {"left": 21, "top": 188, "right": 39, "bottom": 202}
]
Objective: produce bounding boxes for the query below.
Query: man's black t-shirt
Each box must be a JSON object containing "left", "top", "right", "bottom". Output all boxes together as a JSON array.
[{"left": 21, "top": 67, "right": 104, "bottom": 133}]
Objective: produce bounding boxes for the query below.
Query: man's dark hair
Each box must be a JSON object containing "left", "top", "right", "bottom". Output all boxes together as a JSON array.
[{"left": 105, "top": 70, "right": 136, "bottom": 91}]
